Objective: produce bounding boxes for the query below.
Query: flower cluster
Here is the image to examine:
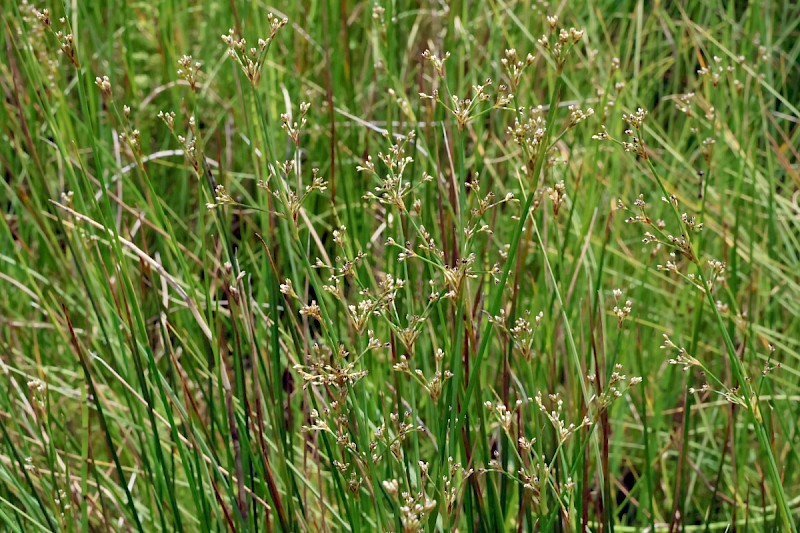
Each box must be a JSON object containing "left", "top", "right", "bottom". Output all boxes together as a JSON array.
[
  {"left": 221, "top": 15, "right": 288, "bottom": 85},
  {"left": 536, "top": 15, "right": 584, "bottom": 67}
]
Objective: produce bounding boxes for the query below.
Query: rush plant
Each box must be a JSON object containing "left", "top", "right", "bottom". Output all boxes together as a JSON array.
[{"left": 1, "top": 1, "right": 799, "bottom": 531}]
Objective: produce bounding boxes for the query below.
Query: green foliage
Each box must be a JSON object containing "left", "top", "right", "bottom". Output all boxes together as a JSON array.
[{"left": 1, "top": 0, "right": 799, "bottom": 531}]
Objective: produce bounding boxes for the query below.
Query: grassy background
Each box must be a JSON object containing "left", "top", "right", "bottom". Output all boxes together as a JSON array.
[{"left": 2, "top": 0, "right": 800, "bottom": 530}]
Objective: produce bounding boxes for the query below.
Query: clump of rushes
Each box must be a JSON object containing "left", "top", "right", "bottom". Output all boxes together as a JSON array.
[
  {"left": 599, "top": 103, "right": 796, "bottom": 531},
  {"left": 3, "top": 3, "right": 798, "bottom": 533}
]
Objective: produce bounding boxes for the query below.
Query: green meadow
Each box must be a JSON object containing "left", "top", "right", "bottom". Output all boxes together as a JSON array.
[{"left": 1, "top": 1, "right": 799, "bottom": 530}]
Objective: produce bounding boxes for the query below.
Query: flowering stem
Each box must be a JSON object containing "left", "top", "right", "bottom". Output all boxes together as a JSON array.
[{"left": 642, "top": 156, "right": 795, "bottom": 533}]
